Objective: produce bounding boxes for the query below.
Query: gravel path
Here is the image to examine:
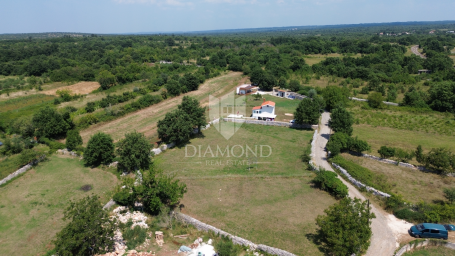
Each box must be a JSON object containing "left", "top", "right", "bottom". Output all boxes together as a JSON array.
[
  {"left": 411, "top": 45, "right": 426, "bottom": 59},
  {"left": 313, "top": 112, "right": 398, "bottom": 256}
]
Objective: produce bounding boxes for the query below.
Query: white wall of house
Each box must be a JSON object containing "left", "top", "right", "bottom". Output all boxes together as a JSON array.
[{"left": 252, "top": 105, "right": 275, "bottom": 119}]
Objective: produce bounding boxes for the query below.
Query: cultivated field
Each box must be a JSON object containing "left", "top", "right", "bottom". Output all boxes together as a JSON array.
[
  {"left": 155, "top": 124, "right": 336, "bottom": 255},
  {"left": 42, "top": 81, "right": 100, "bottom": 96},
  {"left": 341, "top": 153, "right": 455, "bottom": 204},
  {"left": 80, "top": 72, "right": 247, "bottom": 144},
  {"left": 304, "top": 53, "right": 362, "bottom": 66},
  {"left": 0, "top": 81, "right": 67, "bottom": 101},
  {"left": 0, "top": 155, "right": 118, "bottom": 256}
]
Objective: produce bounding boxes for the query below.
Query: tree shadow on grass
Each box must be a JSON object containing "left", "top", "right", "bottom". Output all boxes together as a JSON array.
[{"left": 305, "top": 229, "right": 331, "bottom": 256}]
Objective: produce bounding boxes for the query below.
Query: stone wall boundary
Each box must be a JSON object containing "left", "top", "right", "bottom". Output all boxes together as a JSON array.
[
  {"left": 331, "top": 163, "right": 391, "bottom": 198},
  {"left": 394, "top": 240, "right": 455, "bottom": 256},
  {"left": 349, "top": 97, "right": 399, "bottom": 106},
  {"left": 0, "top": 155, "right": 46, "bottom": 186},
  {"left": 175, "top": 212, "right": 297, "bottom": 256},
  {"left": 223, "top": 118, "right": 318, "bottom": 130}
]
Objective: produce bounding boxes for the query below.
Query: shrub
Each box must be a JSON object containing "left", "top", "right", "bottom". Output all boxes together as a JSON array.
[
  {"left": 444, "top": 188, "right": 455, "bottom": 204},
  {"left": 84, "top": 132, "right": 115, "bottom": 166},
  {"left": 367, "top": 92, "right": 384, "bottom": 108},
  {"left": 66, "top": 130, "right": 83, "bottom": 150},
  {"left": 39, "top": 137, "right": 65, "bottom": 152},
  {"left": 215, "top": 236, "right": 240, "bottom": 256},
  {"left": 85, "top": 102, "right": 96, "bottom": 113},
  {"left": 33, "top": 106, "right": 70, "bottom": 138},
  {"left": 378, "top": 146, "right": 395, "bottom": 159},
  {"left": 113, "top": 190, "right": 134, "bottom": 206},
  {"left": 123, "top": 226, "right": 148, "bottom": 250},
  {"left": 313, "top": 169, "right": 348, "bottom": 198}
]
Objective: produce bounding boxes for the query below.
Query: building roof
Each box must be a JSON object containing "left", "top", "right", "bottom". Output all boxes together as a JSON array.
[
  {"left": 237, "top": 84, "right": 251, "bottom": 89},
  {"left": 240, "top": 86, "right": 255, "bottom": 90},
  {"left": 261, "top": 101, "right": 275, "bottom": 107},
  {"left": 252, "top": 106, "right": 261, "bottom": 110}
]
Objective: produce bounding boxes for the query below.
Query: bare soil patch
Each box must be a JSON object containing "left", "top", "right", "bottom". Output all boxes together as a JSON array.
[{"left": 42, "top": 81, "right": 100, "bottom": 96}]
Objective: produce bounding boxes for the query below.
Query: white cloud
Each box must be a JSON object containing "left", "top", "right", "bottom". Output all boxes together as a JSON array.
[{"left": 114, "top": 0, "right": 193, "bottom": 6}]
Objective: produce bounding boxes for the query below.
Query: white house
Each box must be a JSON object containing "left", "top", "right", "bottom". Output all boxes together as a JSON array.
[{"left": 252, "top": 100, "right": 276, "bottom": 121}]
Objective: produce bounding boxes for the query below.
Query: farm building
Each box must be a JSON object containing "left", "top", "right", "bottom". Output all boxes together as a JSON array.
[
  {"left": 418, "top": 69, "right": 431, "bottom": 74},
  {"left": 252, "top": 99, "right": 276, "bottom": 121},
  {"left": 236, "top": 84, "right": 257, "bottom": 95},
  {"left": 273, "top": 88, "right": 292, "bottom": 98}
]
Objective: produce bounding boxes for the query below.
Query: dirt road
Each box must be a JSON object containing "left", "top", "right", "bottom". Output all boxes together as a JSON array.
[
  {"left": 313, "top": 112, "right": 411, "bottom": 256},
  {"left": 411, "top": 45, "right": 426, "bottom": 59}
]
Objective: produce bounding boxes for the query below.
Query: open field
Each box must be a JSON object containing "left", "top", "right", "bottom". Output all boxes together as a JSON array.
[
  {"left": 42, "top": 81, "right": 100, "bottom": 96},
  {"left": 0, "top": 155, "right": 118, "bottom": 256},
  {"left": 341, "top": 153, "right": 455, "bottom": 204},
  {"left": 304, "top": 53, "right": 362, "bottom": 66},
  {"left": 403, "top": 246, "right": 455, "bottom": 256},
  {"left": 245, "top": 94, "right": 299, "bottom": 122},
  {"left": 80, "top": 72, "right": 247, "bottom": 144},
  {"left": 0, "top": 81, "right": 68, "bottom": 101},
  {"left": 0, "top": 94, "right": 55, "bottom": 113},
  {"left": 155, "top": 124, "right": 336, "bottom": 255},
  {"left": 350, "top": 106, "right": 455, "bottom": 137}
]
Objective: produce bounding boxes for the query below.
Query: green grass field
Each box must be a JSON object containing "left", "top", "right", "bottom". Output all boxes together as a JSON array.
[
  {"left": 0, "top": 155, "right": 118, "bottom": 256},
  {"left": 0, "top": 94, "right": 56, "bottom": 124},
  {"left": 245, "top": 94, "right": 300, "bottom": 122},
  {"left": 340, "top": 153, "right": 455, "bottom": 204},
  {"left": 403, "top": 246, "right": 455, "bottom": 256},
  {"left": 155, "top": 124, "right": 336, "bottom": 255}
]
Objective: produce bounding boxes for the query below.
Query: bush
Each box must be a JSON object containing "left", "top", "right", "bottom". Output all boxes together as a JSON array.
[
  {"left": 444, "top": 188, "right": 455, "bottom": 204},
  {"left": 113, "top": 190, "right": 134, "bottom": 206},
  {"left": 33, "top": 106, "right": 70, "bottom": 138},
  {"left": 66, "top": 130, "right": 83, "bottom": 150},
  {"left": 123, "top": 226, "right": 148, "bottom": 250},
  {"left": 85, "top": 102, "right": 96, "bottom": 113},
  {"left": 378, "top": 146, "right": 395, "bottom": 159},
  {"left": 313, "top": 169, "right": 348, "bottom": 198},
  {"left": 84, "top": 132, "right": 115, "bottom": 166},
  {"left": 215, "top": 236, "right": 240, "bottom": 256},
  {"left": 39, "top": 137, "right": 66, "bottom": 152},
  {"left": 367, "top": 92, "right": 384, "bottom": 108}
]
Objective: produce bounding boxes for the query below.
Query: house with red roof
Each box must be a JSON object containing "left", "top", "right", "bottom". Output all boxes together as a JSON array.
[{"left": 252, "top": 99, "right": 276, "bottom": 121}]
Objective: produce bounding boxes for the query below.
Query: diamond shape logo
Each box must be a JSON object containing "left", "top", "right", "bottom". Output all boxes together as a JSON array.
[{"left": 209, "top": 91, "right": 246, "bottom": 140}]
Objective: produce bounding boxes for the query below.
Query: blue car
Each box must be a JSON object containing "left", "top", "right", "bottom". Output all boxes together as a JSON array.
[
  {"left": 409, "top": 223, "right": 448, "bottom": 239},
  {"left": 443, "top": 224, "right": 455, "bottom": 231}
]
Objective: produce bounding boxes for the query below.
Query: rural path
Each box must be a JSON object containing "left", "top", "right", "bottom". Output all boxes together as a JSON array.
[
  {"left": 411, "top": 45, "right": 426, "bottom": 59},
  {"left": 314, "top": 112, "right": 405, "bottom": 256}
]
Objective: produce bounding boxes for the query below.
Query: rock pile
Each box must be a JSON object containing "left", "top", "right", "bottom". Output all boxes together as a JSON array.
[
  {"left": 56, "top": 148, "right": 80, "bottom": 157},
  {"left": 113, "top": 206, "right": 149, "bottom": 229}
]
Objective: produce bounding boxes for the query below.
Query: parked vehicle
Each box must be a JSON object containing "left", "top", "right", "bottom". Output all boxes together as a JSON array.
[
  {"left": 289, "top": 120, "right": 295, "bottom": 123},
  {"left": 443, "top": 224, "right": 455, "bottom": 231},
  {"left": 409, "top": 223, "right": 448, "bottom": 239}
]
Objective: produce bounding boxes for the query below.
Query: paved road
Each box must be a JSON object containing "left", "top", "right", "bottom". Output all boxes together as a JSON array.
[
  {"left": 411, "top": 45, "right": 426, "bottom": 59},
  {"left": 313, "top": 112, "right": 397, "bottom": 256}
]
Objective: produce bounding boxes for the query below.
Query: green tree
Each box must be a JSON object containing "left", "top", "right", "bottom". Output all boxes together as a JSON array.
[
  {"left": 444, "top": 188, "right": 455, "bottom": 204},
  {"left": 66, "top": 130, "right": 83, "bottom": 150},
  {"left": 54, "top": 195, "right": 115, "bottom": 256},
  {"left": 367, "top": 92, "right": 384, "bottom": 108},
  {"left": 378, "top": 146, "right": 395, "bottom": 159},
  {"left": 116, "top": 131, "right": 152, "bottom": 172},
  {"left": 294, "top": 97, "right": 321, "bottom": 125},
  {"left": 178, "top": 96, "right": 206, "bottom": 132},
  {"left": 289, "top": 80, "right": 301, "bottom": 92},
  {"left": 290, "top": 57, "right": 306, "bottom": 71},
  {"left": 165, "top": 80, "right": 181, "bottom": 96},
  {"left": 84, "top": 132, "right": 115, "bottom": 166},
  {"left": 415, "top": 145, "right": 425, "bottom": 164},
  {"left": 329, "top": 107, "right": 354, "bottom": 136},
  {"left": 424, "top": 148, "right": 455, "bottom": 174},
  {"left": 323, "top": 86, "right": 349, "bottom": 111},
  {"left": 157, "top": 109, "right": 193, "bottom": 144},
  {"left": 97, "top": 70, "right": 116, "bottom": 90},
  {"left": 180, "top": 73, "right": 200, "bottom": 91},
  {"left": 316, "top": 197, "right": 375, "bottom": 256},
  {"left": 228, "top": 57, "right": 243, "bottom": 72},
  {"left": 33, "top": 106, "right": 69, "bottom": 138}
]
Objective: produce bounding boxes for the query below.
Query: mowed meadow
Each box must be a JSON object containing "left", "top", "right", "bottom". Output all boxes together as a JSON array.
[
  {"left": 155, "top": 124, "right": 337, "bottom": 255},
  {"left": 0, "top": 156, "right": 118, "bottom": 256}
]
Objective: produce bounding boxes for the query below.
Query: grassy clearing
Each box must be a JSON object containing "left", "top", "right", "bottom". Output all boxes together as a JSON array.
[
  {"left": 0, "top": 96, "right": 56, "bottom": 125},
  {"left": 80, "top": 72, "right": 247, "bottom": 144},
  {"left": 303, "top": 53, "right": 362, "bottom": 66},
  {"left": 341, "top": 153, "right": 455, "bottom": 204},
  {"left": 403, "top": 246, "right": 455, "bottom": 256},
  {"left": 0, "top": 155, "right": 118, "bottom": 256},
  {"left": 0, "top": 144, "right": 50, "bottom": 180},
  {"left": 0, "top": 94, "right": 55, "bottom": 113},
  {"left": 155, "top": 124, "right": 336, "bottom": 255},
  {"left": 0, "top": 81, "right": 68, "bottom": 101},
  {"left": 245, "top": 94, "right": 299, "bottom": 122}
]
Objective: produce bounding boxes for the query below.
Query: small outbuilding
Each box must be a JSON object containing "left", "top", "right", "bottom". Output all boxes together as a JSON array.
[
  {"left": 418, "top": 69, "right": 431, "bottom": 74},
  {"left": 236, "top": 84, "right": 256, "bottom": 95}
]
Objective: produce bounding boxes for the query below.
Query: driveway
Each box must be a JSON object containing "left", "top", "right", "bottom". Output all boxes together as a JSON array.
[
  {"left": 313, "top": 112, "right": 399, "bottom": 256},
  {"left": 411, "top": 45, "right": 426, "bottom": 59}
]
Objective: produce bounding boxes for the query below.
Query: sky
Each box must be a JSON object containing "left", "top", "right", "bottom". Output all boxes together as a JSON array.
[{"left": 1, "top": 0, "right": 455, "bottom": 34}]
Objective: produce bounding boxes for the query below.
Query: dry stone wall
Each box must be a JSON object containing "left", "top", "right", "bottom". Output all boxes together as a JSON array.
[
  {"left": 349, "top": 97, "right": 399, "bottom": 106},
  {"left": 332, "top": 163, "right": 391, "bottom": 198},
  {"left": 223, "top": 118, "right": 318, "bottom": 130},
  {"left": 176, "top": 213, "right": 297, "bottom": 256},
  {"left": 394, "top": 240, "right": 455, "bottom": 256},
  {"left": 0, "top": 155, "right": 46, "bottom": 186}
]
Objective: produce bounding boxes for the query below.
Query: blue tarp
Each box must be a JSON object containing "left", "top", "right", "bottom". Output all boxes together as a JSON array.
[
  {"left": 178, "top": 245, "right": 192, "bottom": 253},
  {"left": 0, "top": 141, "right": 3, "bottom": 146}
]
